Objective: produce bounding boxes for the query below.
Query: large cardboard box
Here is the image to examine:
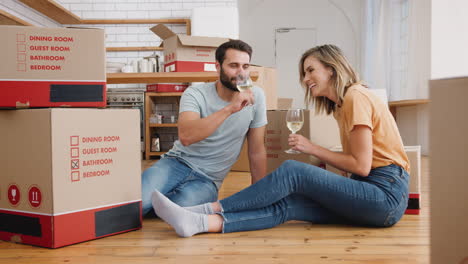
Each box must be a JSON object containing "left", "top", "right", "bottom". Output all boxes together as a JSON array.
[
  {"left": 430, "top": 77, "right": 468, "bottom": 264},
  {"left": 232, "top": 109, "right": 340, "bottom": 173},
  {"left": 150, "top": 24, "right": 229, "bottom": 73},
  {"left": 265, "top": 110, "right": 317, "bottom": 174},
  {"left": 325, "top": 145, "right": 421, "bottom": 215},
  {"left": 0, "top": 109, "right": 141, "bottom": 248},
  {"left": 0, "top": 26, "right": 107, "bottom": 108}
]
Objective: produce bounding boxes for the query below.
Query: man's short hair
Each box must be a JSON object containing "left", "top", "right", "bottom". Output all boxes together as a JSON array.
[{"left": 215, "top": 40, "right": 253, "bottom": 65}]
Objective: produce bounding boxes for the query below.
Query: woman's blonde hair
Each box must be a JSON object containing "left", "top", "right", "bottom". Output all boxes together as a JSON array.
[{"left": 299, "top": 44, "right": 363, "bottom": 115}]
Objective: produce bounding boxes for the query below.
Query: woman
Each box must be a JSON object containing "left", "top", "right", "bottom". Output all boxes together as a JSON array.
[{"left": 151, "top": 44, "right": 410, "bottom": 237}]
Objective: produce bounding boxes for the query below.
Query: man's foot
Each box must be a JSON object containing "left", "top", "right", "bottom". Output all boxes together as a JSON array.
[{"left": 151, "top": 191, "right": 208, "bottom": 237}]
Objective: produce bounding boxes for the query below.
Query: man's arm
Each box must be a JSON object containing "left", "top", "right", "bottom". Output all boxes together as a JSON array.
[
  {"left": 178, "top": 91, "right": 254, "bottom": 146},
  {"left": 246, "top": 125, "right": 267, "bottom": 184}
]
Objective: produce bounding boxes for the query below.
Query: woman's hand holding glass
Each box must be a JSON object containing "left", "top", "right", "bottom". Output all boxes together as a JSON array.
[
  {"left": 288, "top": 133, "right": 315, "bottom": 154},
  {"left": 285, "top": 109, "right": 304, "bottom": 154}
]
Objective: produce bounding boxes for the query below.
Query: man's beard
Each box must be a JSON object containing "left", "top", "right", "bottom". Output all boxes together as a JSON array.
[{"left": 219, "top": 67, "right": 238, "bottom": 92}]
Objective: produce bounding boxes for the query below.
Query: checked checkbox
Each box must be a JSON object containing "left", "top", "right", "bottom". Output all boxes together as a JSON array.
[{"left": 71, "top": 159, "right": 80, "bottom": 170}]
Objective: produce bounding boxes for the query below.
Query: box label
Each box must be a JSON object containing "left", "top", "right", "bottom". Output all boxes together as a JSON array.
[{"left": 69, "top": 135, "right": 123, "bottom": 182}]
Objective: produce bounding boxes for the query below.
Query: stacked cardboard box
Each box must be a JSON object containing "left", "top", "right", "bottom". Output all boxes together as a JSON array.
[
  {"left": 150, "top": 24, "right": 229, "bottom": 73},
  {"left": 0, "top": 26, "right": 142, "bottom": 248},
  {"left": 430, "top": 77, "right": 468, "bottom": 263},
  {"left": 0, "top": 26, "right": 107, "bottom": 108}
]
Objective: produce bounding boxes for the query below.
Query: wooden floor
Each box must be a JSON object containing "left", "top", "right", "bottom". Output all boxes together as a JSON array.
[{"left": 0, "top": 157, "right": 430, "bottom": 264}]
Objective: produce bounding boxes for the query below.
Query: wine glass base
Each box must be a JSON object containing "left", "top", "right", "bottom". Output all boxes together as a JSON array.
[{"left": 285, "top": 149, "right": 301, "bottom": 154}]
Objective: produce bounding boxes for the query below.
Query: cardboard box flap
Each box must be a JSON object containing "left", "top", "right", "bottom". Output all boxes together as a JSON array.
[
  {"left": 178, "top": 35, "right": 229, "bottom": 48},
  {"left": 150, "top": 24, "right": 177, "bottom": 40},
  {"left": 277, "top": 98, "right": 293, "bottom": 109}
]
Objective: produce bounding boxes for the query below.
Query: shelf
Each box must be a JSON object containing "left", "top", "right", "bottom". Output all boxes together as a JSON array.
[
  {"left": 19, "top": 0, "right": 81, "bottom": 24},
  {"left": 388, "top": 99, "right": 430, "bottom": 121},
  {"left": 388, "top": 99, "right": 430, "bottom": 108},
  {"left": 18, "top": 0, "right": 190, "bottom": 29},
  {"left": 107, "top": 71, "right": 259, "bottom": 84},
  {"left": 148, "top": 151, "right": 167, "bottom": 156},
  {"left": 146, "top": 92, "right": 183, "bottom": 97},
  {"left": 0, "top": 9, "right": 33, "bottom": 26},
  {"left": 149, "top": 123, "right": 178, "bottom": 128},
  {"left": 106, "top": 46, "right": 163, "bottom": 52},
  {"left": 81, "top": 19, "right": 188, "bottom": 25}
]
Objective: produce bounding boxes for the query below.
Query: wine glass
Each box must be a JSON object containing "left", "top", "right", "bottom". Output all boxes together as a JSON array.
[
  {"left": 285, "top": 108, "right": 304, "bottom": 154},
  {"left": 235, "top": 74, "right": 253, "bottom": 92},
  {"left": 12, "top": 188, "right": 17, "bottom": 201}
]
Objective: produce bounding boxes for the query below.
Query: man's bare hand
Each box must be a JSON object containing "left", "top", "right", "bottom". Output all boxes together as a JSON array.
[{"left": 228, "top": 90, "right": 255, "bottom": 114}]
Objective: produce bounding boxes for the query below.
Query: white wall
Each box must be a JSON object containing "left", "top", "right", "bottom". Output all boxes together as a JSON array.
[
  {"left": 394, "top": 0, "right": 431, "bottom": 155},
  {"left": 399, "top": 0, "right": 468, "bottom": 155},
  {"left": 431, "top": 0, "right": 468, "bottom": 79},
  {"left": 238, "top": 0, "right": 363, "bottom": 109}
]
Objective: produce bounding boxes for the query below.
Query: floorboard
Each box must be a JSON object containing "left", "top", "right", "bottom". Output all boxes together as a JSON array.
[{"left": 0, "top": 157, "right": 430, "bottom": 264}]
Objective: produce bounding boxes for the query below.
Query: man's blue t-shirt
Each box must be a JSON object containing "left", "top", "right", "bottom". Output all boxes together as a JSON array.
[{"left": 165, "top": 82, "right": 267, "bottom": 189}]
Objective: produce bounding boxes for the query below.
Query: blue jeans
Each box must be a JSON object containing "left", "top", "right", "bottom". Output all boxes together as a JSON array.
[
  {"left": 141, "top": 157, "right": 218, "bottom": 216},
  {"left": 219, "top": 160, "right": 409, "bottom": 233}
]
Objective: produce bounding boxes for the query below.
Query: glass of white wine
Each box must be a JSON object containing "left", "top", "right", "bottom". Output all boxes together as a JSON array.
[
  {"left": 285, "top": 108, "right": 304, "bottom": 154},
  {"left": 236, "top": 74, "right": 253, "bottom": 92}
]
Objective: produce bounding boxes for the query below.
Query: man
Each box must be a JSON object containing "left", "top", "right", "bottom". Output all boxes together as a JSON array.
[{"left": 141, "top": 40, "right": 268, "bottom": 216}]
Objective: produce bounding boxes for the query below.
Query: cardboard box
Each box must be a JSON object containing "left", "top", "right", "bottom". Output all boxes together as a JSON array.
[
  {"left": 146, "top": 83, "right": 189, "bottom": 92},
  {"left": 250, "top": 65, "right": 278, "bottom": 110},
  {"left": 404, "top": 146, "right": 421, "bottom": 214},
  {"left": 277, "top": 98, "right": 293, "bottom": 110},
  {"left": 150, "top": 24, "right": 229, "bottom": 73},
  {"left": 232, "top": 109, "right": 340, "bottom": 173},
  {"left": 265, "top": 110, "right": 335, "bottom": 174},
  {"left": 0, "top": 109, "right": 142, "bottom": 248},
  {"left": 324, "top": 146, "right": 421, "bottom": 215},
  {"left": 0, "top": 25, "right": 107, "bottom": 108},
  {"left": 430, "top": 77, "right": 468, "bottom": 264},
  {"left": 230, "top": 140, "right": 250, "bottom": 172}
]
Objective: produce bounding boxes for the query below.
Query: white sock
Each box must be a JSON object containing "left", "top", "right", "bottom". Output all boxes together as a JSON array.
[
  {"left": 151, "top": 191, "right": 208, "bottom": 238},
  {"left": 183, "top": 203, "right": 214, "bottom": 215}
]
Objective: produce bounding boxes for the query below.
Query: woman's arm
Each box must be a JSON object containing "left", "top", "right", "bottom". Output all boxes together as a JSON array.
[{"left": 289, "top": 125, "right": 373, "bottom": 176}]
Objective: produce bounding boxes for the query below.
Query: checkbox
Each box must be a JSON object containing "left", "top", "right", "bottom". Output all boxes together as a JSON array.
[
  {"left": 17, "top": 44, "right": 26, "bottom": 52},
  {"left": 17, "top": 53, "right": 26, "bottom": 62},
  {"left": 17, "top": 63, "right": 26, "bottom": 72},
  {"left": 71, "top": 171, "right": 80, "bottom": 182},
  {"left": 71, "top": 159, "right": 80, "bottom": 170},
  {"left": 71, "top": 148, "right": 79, "bottom": 158},
  {"left": 70, "top": 136, "right": 79, "bottom": 146},
  {"left": 17, "top": 34, "right": 26, "bottom": 42}
]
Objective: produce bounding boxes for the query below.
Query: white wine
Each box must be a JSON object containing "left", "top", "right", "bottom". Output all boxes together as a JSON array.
[
  {"left": 287, "top": 121, "right": 303, "bottom": 133},
  {"left": 237, "top": 84, "right": 253, "bottom": 92}
]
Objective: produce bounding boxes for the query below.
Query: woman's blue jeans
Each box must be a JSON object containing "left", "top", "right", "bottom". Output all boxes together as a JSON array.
[{"left": 219, "top": 160, "right": 409, "bottom": 233}]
